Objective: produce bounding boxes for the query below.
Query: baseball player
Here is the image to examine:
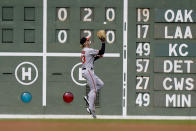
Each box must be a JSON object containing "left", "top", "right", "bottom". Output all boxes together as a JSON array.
[{"left": 80, "top": 36, "right": 105, "bottom": 118}]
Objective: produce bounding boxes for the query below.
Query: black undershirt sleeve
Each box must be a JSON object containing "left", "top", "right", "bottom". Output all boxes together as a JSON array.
[
  {"left": 94, "top": 43, "right": 105, "bottom": 61},
  {"left": 94, "top": 56, "right": 99, "bottom": 61},
  {"left": 98, "top": 43, "right": 105, "bottom": 55}
]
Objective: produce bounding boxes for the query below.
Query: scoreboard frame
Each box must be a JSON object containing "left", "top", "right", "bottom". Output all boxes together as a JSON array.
[{"left": 1, "top": 0, "right": 196, "bottom": 119}]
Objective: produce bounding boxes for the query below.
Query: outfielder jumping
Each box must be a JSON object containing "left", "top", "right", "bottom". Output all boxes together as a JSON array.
[{"left": 80, "top": 31, "right": 106, "bottom": 118}]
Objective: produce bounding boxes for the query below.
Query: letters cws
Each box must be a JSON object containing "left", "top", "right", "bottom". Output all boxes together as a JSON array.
[{"left": 162, "top": 9, "right": 195, "bottom": 108}]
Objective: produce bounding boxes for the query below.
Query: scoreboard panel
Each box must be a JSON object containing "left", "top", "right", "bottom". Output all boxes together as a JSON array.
[
  {"left": 46, "top": 57, "right": 122, "bottom": 114},
  {"left": 128, "top": 0, "right": 196, "bottom": 116},
  {"left": 47, "top": 0, "right": 123, "bottom": 53},
  {"left": 0, "top": 56, "right": 42, "bottom": 114},
  {"left": 46, "top": 0, "right": 122, "bottom": 115},
  {"left": 0, "top": 0, "right": 42, "bottom": 52},
  {"left": 0, "top": 0, "right": 122, "bottom": 116},
  {"left": 0, "top": 0, "right": 196, "bottom": 118}
]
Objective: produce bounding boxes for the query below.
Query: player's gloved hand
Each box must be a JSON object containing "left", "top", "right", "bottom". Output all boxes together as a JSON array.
[
  {"left": 97, "top": 30, "right": 106, "bottom": 43},
  {"left": 100, "top": 37, "right": 105, "bottom": 42}
]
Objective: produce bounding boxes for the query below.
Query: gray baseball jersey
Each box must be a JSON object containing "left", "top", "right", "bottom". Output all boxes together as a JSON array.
[
  {"left": 81, "top": 47, "right": 98, "bottom": 69},
  {"left": 81, "top": 47, "right": 104, "bottom": 112}
]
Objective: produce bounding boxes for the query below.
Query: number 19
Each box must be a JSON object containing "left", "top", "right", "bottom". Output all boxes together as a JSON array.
[{"left": 137, "top": 8, "right": 150, "bottom": 22}]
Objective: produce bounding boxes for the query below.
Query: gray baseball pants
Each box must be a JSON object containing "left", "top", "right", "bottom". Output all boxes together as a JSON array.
[{"left": 82, "top": 69, "right": 104, "bottom": 111}]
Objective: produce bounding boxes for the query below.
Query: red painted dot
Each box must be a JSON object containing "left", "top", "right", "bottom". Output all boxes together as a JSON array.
[{"left": 63, "top": 92, "right": 74, "bottom": 103}]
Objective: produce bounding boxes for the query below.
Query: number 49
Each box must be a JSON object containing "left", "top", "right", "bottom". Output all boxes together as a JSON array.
[{"left": 136, "top": 93, "right": 150, "bottom": 107}]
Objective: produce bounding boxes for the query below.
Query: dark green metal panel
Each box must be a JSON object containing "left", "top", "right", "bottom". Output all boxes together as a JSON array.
[
  {"left": 154, "top": 24, "right": 196, "bottom": 39},
  {"left": 128, "top": 0, "right": 196, "bottom": 116},
  {"left": 154, "top": 58, "right": 196, "bottom": 73},
  {"left": 0, "top": 0, "right": 43, "bottom": 52},
  {"left": 155, "top": 43, "right": 196, "bottom": 56},
  {"left": 46, "top": 57, "right": 122, "bottom": 115},
  {"left": 154, "top": 9, "right": 196, "bottom": 22},
  {"left": 0, "top": 0, "right": 123, "bottom": 115},
  {"left": 1, "top": 0, "right": 196, "bottom": 117},
  {"left": 47, "top": 0, "right": 123, "bottom": 53},
  {"left": 0, "top": 56, "right": 42, "bottom": 114},
  {"left": 154, "top": 93, "right": 196, "bottom": 107},
  {"left": 154, "top": 74, "right": 196, "bottom": 91}
]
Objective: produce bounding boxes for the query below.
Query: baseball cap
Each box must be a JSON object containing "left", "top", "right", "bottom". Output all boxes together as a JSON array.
[{"left": 80, "top": 37, "right": 90, "bottom": 45}]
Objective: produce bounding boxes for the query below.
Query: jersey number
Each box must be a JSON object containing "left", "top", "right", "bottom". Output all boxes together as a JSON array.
[{"left": 81, "top": 55, "right": 86, "bottom": 63}]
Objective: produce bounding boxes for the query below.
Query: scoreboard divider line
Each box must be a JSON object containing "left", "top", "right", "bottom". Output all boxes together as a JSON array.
[
  {"left": 42, "top": 0, "right": 47, "bottom": 107},
  {"left": 123, "top": 0, "right": 128, "bottom": 116},
  {"left": 46, "top": 53, "right": 120, "bottom": 57},
  {"left": 0, "top": 52, "right": 43, "bottom": 56},
  {"left": 0, "top": 53, "right": 120, "bottom": 57}
]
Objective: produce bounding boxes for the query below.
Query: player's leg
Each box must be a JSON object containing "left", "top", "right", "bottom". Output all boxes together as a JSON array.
[
  {"left": 94, "top": 75, "right": 104, "bottom": 91},
  {"left": 85, "top": 70, "right": 97, "bottom": 112},
  {"left": 88, "top": 88, "right": 96, "bottom": 111}
]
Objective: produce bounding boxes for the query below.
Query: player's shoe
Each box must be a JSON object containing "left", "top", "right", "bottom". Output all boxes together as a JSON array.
[
  {"left": 86, "top": 108, "right": 96, "bottom": 119},
  {"left": 83, "top": 96, "right": 89, "bottom": 105}
]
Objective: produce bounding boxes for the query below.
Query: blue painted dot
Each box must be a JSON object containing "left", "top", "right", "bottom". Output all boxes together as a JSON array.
[{"left": 21, "top": 92, "right": 32, "bottom": 103}]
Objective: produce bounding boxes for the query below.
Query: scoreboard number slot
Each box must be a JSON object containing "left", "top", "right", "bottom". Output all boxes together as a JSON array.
[
  {"left": 137, "top": 25, "right": 149, "bottom": 39},
  {"left": 136, "top": 93, "right": 150, "bottom": 107},
  {"left": 136, "top": 76, "right": 149, "bottom": 90},
  {"left": 57, "top": 8, "right": 68, "bottom": 21},
  {"left": 83, "top": 30, "right": 92, "bottom": 38},
  {"left": 106, "top": 30, "right": 115, "bottom": 44},
  {"left": 81, "top": 8, "right": 94, "bottom": 22},
  {"left": 83, "top": 8, "right": 93, "bottom": 22},
  {"left": 136, "top": 42, "right": 150, "bottom": 56},
  {"left": 80, "top": 30, "right": 93, "bottom": 42},
  {"left": 57, "top": 30, "right": 68, "bottom": 43},
  {"left": 137, "top": 8, "right": 150, "bottom": 22},
  {"left": 136, "top": 59, "right": 149, "bottom": 73},
  {"left": 106, "top": 8, "right": 115, "bottom": 22}
]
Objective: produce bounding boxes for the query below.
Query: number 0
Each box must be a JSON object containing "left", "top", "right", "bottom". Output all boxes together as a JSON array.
[
  {"left": 58, "top": 30, "right": 67, "bottom": 43},
  {"left": 106, "top": 30, "right": 115, "bottom": 44},
  {"left": 58, "top": 8, "right": 67, "bottom": 21},
  {"left": 106, "top": 8, "right": 115, "bottom": 21}
]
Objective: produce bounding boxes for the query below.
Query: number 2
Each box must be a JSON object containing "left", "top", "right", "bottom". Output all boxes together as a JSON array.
[{"left": 83, "top": 8, "right": 93, "bottom": 22}]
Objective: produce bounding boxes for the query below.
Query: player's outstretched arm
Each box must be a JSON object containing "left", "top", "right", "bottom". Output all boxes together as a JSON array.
[
  {"left": 98, "top": 41, "right": 105, "bottom": 55},
  {"left": 94, "top": 39, "right": 105, "bottom": 61},
  {"left": 94, "top": 55, "right": 103, "bottom": 61},
  {"left": 96, "top": 30, "right": 106, "bottom": 56}
]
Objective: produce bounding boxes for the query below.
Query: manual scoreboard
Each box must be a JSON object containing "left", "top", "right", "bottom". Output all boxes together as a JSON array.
[
  {"left": 128, "top": 0, "right": 196, "bottom": 116},
  {"left": 0, "top": 0, "right": 196, "bottom": 118}
]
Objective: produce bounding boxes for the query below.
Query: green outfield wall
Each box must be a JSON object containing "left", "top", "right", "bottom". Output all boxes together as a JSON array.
[{"left": 0, "top": 0, "right": 196, "bottom": 118}]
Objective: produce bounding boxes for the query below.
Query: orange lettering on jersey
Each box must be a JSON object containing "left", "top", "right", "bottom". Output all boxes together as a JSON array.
[
  {"left": 81, "top": 55, "right": 85, "bottom": 63},
  {"left": 81, "top": 51, "right": 86, "bottom": 63}
]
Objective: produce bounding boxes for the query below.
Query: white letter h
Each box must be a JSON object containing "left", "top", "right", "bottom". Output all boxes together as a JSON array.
[{"left": 22, "top": 67, "right": 32, "bottom": 81}]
